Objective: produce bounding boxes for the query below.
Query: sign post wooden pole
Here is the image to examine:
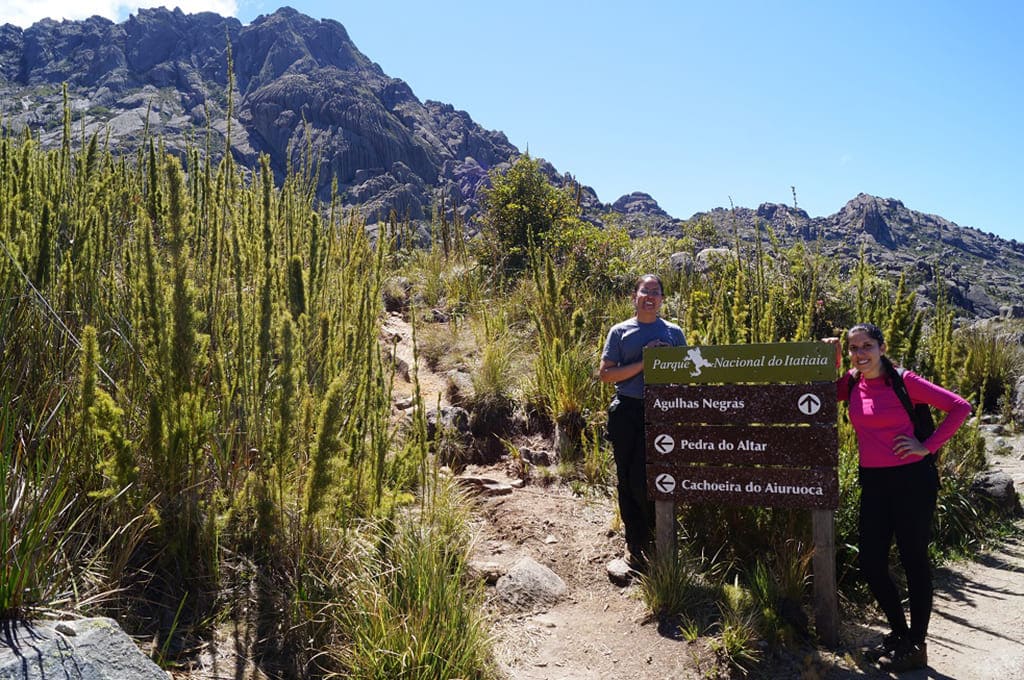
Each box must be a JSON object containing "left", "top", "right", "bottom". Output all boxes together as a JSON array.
[
  {"left": 812, "top": 509, "right": 839, "bottom": 647},
  {"left": 655, "top": 500, "right": 676, "bottom": 557},
  {"left": 644, "top": 343, "right": 839, "bottom": 648}
]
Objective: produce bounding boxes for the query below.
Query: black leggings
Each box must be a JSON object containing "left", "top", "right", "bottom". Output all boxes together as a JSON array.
[
  {"left": 606, "top": 395, "right": 654, "bottom": 557},
  {"left": 858, "top": 458, "right": 939, "bottom": 644}
]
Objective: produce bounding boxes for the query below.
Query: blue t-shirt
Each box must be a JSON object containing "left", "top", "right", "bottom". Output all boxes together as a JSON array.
[{"left": 602, "top": 317, "right": 686, "bottom": 399}]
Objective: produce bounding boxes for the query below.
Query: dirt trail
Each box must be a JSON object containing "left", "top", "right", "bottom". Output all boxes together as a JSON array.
[
  {"left": 470, "top": 444, "right": 1024, "bottom": 679},
  {"left": 915, "top": 436, "right": 1024, "bottom": 680},
  {"left": 180, "top": 316, "right": 1024, "bottom": 678}
]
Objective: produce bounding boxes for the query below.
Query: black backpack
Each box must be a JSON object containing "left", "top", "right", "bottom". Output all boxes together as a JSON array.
[
  {"left": 847, "top": 365, "right": 937, "bottom": 442},
  {"left": 888, "top": 366, "right": 937, "bottom": 442}
]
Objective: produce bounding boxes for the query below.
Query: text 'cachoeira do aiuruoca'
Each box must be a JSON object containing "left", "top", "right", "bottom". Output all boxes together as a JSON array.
[{"left": 680, "top": 479, "right": 826, "bottom": 496}]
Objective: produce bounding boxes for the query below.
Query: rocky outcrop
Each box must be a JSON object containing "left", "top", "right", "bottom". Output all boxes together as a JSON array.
[
  {"left": 0, "top": 617, "right": 165, "bottom": 680},
  {"left": 690, "top": 193, "right": 1024, "bottom": 316},
  {"left": 838, "top": 194, "right": 900, "bottom": 247},
  {"left": 1015, "top": 375, "right": 1024, "bottom": 426},
  {"left": 0, "top": 7, "right": 526, "bottom": 224},
  {"left": 0, "top": 7, "right": 727, "bottom": 236},
  {"left": 612, "top": 191, "right": 668, "bottom": 216},
  {"left": 971, "top": 470, "right": 1023, "bottom": 517}
]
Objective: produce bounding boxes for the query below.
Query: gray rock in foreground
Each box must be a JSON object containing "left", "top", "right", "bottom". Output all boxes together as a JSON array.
[
  {"left": 0, "top": 617, "right": 165, "bottom": 680},
  {"left": 495, "top": 556, "right": 567, "bottom": 611}
]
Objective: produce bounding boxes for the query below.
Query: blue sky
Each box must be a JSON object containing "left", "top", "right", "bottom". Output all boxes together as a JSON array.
[{"left": 3, "top": 1, "right": 1022, "bottom": 242}]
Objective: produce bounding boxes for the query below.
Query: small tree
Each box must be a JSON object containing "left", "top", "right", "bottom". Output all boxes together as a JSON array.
[{"left": 477, "top": 154, "right": 574, "bottom": 273}]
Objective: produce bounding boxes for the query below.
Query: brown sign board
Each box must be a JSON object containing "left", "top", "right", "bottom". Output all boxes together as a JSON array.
[
  {"left": 647, "top": 462, "right": 839, "bottom": 510},
  {"left": 647, "top": 424, "right": 837, "bottom": 467},
  {"left": 644, "top": 342, "right": 835, "bottom": 385},
  {"left": 642, "top": 342, "right": 839, "bottom": 508},
  {"left": 641, "top": 341, "right": 842, "bottom": 645},
  {"left": 645, "top": 383, "right": 836, "bottom": 425}
]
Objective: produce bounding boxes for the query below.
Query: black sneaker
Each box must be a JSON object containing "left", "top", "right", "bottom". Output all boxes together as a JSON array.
[
  {"left": 862, "top": 631, "right": 904, "bottom": 663},
  {"left": 880, "top": 639, "right": 927, "bottom": 673}
]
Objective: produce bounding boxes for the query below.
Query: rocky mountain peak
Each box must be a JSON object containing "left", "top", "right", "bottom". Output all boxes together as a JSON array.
[
  {"left": 836, "top": 192, "right": 907, "bottom": 247},
  {"left": 234, "top": 7, "right": 375, "bottom": 93},
  {"left": 1, "top": 8, "right": 1022, "bottom": 318}
]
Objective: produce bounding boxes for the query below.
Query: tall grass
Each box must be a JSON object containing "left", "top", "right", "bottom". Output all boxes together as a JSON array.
[
  {"left": 931, "top": 419, "right": 994, "bottom": 556},
  {"left": 956, "top": 324, "right": 1024, "bottom": 413},
  {"left": 638, "top": 546, "right": 720, "bottom": 622},
  {"left": 0, "top": 385, "right": 91, "bottom": 619},
  {"left": 525, "top": 254, "right": 606, "bottom": 461},
  {"left": 329, "top": 479, "right": 496, "bottom": 679},
  {"left": 0, "top": 111, "right": 463, "bottom": 672},
  {"left": 464, "top": 316, "right": 517, "bottom": 444}
]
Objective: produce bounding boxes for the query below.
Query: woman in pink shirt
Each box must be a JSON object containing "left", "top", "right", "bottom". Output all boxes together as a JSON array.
[{"left": 837, "top": 323, "right": 971, "bottom": 672}]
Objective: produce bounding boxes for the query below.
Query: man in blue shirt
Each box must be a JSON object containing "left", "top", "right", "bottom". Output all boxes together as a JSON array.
[{"left": 599, "top": 274, "right": 686, "bottom": 570}]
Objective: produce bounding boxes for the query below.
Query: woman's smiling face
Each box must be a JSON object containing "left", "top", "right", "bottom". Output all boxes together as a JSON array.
[{"left": 847, "top": 329, "right": 885, "bottom": 378}]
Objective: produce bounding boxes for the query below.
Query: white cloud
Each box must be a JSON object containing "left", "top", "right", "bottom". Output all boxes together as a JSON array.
[{"left": 0, "top": 1, "right": 238, "bottom": 28}]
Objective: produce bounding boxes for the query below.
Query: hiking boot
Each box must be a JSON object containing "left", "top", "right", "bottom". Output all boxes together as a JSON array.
[
  {"left": 879, "top": 639, "right": 927, "bottom": 673},
  {"left": 624, "top": 548, "right": 647, "bottom": 573},
  {"left": 861, "top": 630, "right": 904, "bottom": 663}
]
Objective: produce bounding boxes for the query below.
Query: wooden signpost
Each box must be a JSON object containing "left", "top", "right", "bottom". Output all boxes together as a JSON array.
[{"left": 643, "top": 342, "right": 839, "bottom": 647}]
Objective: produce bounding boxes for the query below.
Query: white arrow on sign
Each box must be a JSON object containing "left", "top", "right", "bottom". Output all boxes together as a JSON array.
[
  {"left": 654, "top": 434, "right": 675, "bottom": 454},
  {"left": 655, "top": 473, "right": 676, "bottom": 493},
  {"left": 797, "top": 393, "right": 822, "bottom": 415}
]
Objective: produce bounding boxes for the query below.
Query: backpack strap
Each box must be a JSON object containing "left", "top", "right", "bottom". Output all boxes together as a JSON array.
[
  {"left": 886, "top": 363, "right": 938, "bottom": 452},
  {"left": 886, "top": 364, "right": 917, "bottom": 423}
]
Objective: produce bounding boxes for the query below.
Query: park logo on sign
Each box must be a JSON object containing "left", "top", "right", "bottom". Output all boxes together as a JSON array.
[{"left": 683, "top": 348, "right": 714, "bottom": 376}]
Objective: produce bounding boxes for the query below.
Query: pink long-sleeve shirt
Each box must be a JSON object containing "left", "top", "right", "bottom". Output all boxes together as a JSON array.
[{"left": 837, "top": 369, "right": 972, "bottom": 468}]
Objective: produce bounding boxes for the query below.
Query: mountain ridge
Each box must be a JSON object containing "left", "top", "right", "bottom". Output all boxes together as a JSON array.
[{"left": 2, "top": 7, "right": 1022, "bottom": 317}]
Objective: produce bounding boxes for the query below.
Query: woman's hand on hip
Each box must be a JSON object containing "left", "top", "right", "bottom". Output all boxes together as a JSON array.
[{"left": 893, "top": 434, "right": 929, "bottom": 460}]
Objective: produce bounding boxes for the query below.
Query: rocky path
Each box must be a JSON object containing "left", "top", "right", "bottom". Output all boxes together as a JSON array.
[
  {"left": 469, "top": 433, "right": 1024, "bottom": 680},
  {"left": 127, "top": 315, "right": 1024, "bottom": 679}
]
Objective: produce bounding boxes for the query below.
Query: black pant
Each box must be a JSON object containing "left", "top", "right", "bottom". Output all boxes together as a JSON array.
[
  {"left": 606, "top": 395, "right": 653, "bottom": 558},
  {"left": 858, "top": 458, "right": 939, "bottom": 644}
]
